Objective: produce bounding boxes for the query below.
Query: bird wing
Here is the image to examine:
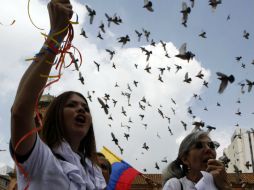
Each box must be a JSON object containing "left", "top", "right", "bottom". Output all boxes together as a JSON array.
[
  {"left": 85, "top": 5, "right": 92, "bottom": 13},
  {"left": 179, "top": 43, "right": 187, "bottom": 55}
]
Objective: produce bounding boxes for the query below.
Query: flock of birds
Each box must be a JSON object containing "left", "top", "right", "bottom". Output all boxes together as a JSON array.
[
  {"left": 1, "top": 0, "right": 253, "bottom": 173},
  {"left": 72, "top": 0, "right": 254, "bottom": 172}
]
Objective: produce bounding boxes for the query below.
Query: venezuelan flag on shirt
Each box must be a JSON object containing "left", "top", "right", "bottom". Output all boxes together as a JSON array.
[{"left": 101, "top": 146, "right": 140, "bottom": 190}]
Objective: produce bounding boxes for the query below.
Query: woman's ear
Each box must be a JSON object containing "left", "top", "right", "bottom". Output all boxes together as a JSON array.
[{"left": 181, "top": 155, "right": 189, "bottom": 166}]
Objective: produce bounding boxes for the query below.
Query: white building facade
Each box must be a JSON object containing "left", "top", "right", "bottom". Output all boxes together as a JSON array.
[{"left": 223, "top": 128, "right": 254, "bottom": 173}]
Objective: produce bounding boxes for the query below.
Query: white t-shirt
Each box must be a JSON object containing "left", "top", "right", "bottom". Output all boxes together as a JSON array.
[
  {"left": 15, "top": 135, "right": 106, "bottom": 190},
  {"left": 162, "top": 171, "right": 218, "bottom": 190}
]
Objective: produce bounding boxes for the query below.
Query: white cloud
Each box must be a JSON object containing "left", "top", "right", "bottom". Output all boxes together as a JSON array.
[{"left": 0, "top": 0, "right": 216, "bottom": 173}]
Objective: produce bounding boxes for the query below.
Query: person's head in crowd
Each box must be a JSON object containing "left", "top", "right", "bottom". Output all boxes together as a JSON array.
[
  {"left": 97, "top": 152, "right": 112, "bottom": 183},
  {"left": 162, "top": 130, "right": 216, "bottom": 185},
  {"left": 42, "top": 91, "right": 97, "bottom": 162}
]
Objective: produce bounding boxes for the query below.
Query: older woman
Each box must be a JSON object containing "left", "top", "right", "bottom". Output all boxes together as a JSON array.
[
  {"left": 162, "top": 131, "right": 231, "bottom": 190},
  {"left": 10, "top": 0, "right": 106, "bottom": 189}
]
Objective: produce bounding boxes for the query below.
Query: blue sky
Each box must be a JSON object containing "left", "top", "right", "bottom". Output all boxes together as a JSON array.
[{"left": 0, "top": 0, "right": 253, "bottom": 173}]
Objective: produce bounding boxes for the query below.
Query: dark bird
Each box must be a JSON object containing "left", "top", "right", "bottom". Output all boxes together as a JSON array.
[
  {"left": 97, "top": 31, "right": 103, "bottom": 40},
  {"left": 121, "top": 106, "right": 127, "bottom": 116},
  {"left": 196, "top": 70, "right": 204, "bottom": 79},
  {"left": 155, "top": 162, "right": 160, "bottom": 170},
  {"left": 161, "top": 157, "right": 168, "bottom": 163},
  {"left": 236, "top": 56, "right": 242, "bottom": 62},
  {"left": 144, "top": 63, "right": 152, "bottom": 73},
  {"left": 80, "top": 28, "right": 88, "bottom": 38},
  {"left": 85, "top": 5, "right": 96, "bottom": 24},
  {"left": 203, "top": 80, "right": 209, "bottom": 88},
  {"left": 216, "top": 72, "right": 235, "bottom": 93},
  {"left": 245, "top": 161, "right": 252, "bottom": 170},
  {"left": 171, "top": 98, "right": 176, "bottom": 105},
  {"left": 105, "top": 49, "right": 115, "bottom": 60},
  {"left": 104, "top": 93, "right": 110, "bottom": 101},
  {"left": 160, "top": 40, "right": 167, "bottom": 52},
  {"left": 235, "top": 108, "right": 241, "bottom": 116},
  {"left": 112, "top": 99, "right": 117, "bottom": 107},
  {"left": 97, "top": 97, "right": 109, "bottom": 115},
  {"left": 175, "top": 64, "right": 182, "bottom": 73},
  {"left": 192, "top": 121, "right": 205, "bottom": 131},
  {"left": 93, "top": 61, "right": 100, "bottom": 71},
  {"left": 87, "top": 91, "right": 92, "bottom": 102},
  {"left": 111, "top": 132, "right": 118, "bottom": 145},
  {"left": 99, "top": 21, "right": 105, "bottom": 33},
  {"left": 165, "top": 52, "right": 170, "bottom": 58},
  {"left": 243, "top": 30, "right": 250, "bottom": 39},
  {"left": 111, "top": 14, "right": 122, "bottom": 25},
  {"left": 216, "top": 102, "right": 221, "bottom": 106},
  {"left": 118, "top": 145, "right": 123, "bottom": 155},
  {"left": 124, "top": 133, "right": 130, "bottom": 141},
  {"left": 108, "top": 114, "right": 113, "bottom": 120},
  {"left": 78, "top": 72, "right": 84, "bottom": 85},
  {"left": 209, "top": 0, "right": 222, "bottom": 10},
  {"left": 183, "top": 72, "right": 192, "bottom": 83},
  {"left": 135, "top": 30, "right": 142, "bottom": 42},
  {"left": 133, "top": 80, "right": 139, "bottom": 87},
  {"left": 158, "top": 108, "right": 164, "bottom": 118},
  {"left": 127, "top": 83, "right": 132, "bottom": 92},
  {"left": 190, "top": 0, "right": 195, "bottom": 8},
  {"left": 206, "top": 125, "right": 216, "bottom": 133},
  {"left": 105, "top": 13, "right": 113, "bottom": 27},
  {"left": 226, "top": 14, "right": 230, "bottom": 21},
  {"left": 118, "top": 35, "right": 130, "bottom": 46},
  {"left": 168, "top": 126, "right": 173, "bottom": 135},
  {"left": 171, "top": 107, "right": 176, "bottom": 115},
  {"left": 139, "top": 114, "right": 145, "bottom": 120},
  {"left": 142, "top": 28, "right": 151, "bottom": 42},
  {"left": 158, "top": 75, "right": 163, "bottom": 83},
  {"left": 187, "top": 106, "right": 193, "bottom": 115},
  {"left": 175, "top": 43, "right": 195, "bottom": 62},
  {"left": 142, "top": 142, "right": 149, "bottom": 151},
  {"left": 150, "top": 39, "right": 156, "bottom": 46},
  {"left": 181, "top": 2, "right": 191, "bottom": 27},
  {"left": 140, "top": 47, "right": 152, "bottom": 61},
  {"left": 139, "top": 102, "right": 146, "bottom": 110},
  {"left": 246, "top": 79, "right": 254, "bottom": 92},
  {"left": 158, "top": 67, "right": 165, "bottom": 75},
  {"left": 143, "top": 0, "right": 154, "bottom": 12},
  {"left": 199, "top": 31, "right": 207, "bottom": 38},
  {"left": 112, "top": 62, "right": 116, "bottom": 69},
  {"left": 181, "top": 121, "right": 187, "bottom": 131},
  {"left": 141, "top": 96, "right": 147, "bottom": 103}
]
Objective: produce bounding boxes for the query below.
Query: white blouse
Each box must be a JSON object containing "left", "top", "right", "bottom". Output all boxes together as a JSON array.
[
  {"left": 16, "top": 135, "right": 106, "bottom": 190},
  {"left": 162, "top": 171, "right": 218, "bottom": 190}
]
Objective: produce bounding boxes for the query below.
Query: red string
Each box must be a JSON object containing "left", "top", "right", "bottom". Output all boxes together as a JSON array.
[{"left": 14, "top": 23, "right": 83, "bottom": 189}]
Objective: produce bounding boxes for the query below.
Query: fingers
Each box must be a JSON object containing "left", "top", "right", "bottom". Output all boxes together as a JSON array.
[
  {"left": 207, "top": 159, "right": 224, "bottom": 166},
  {"left": 206, "top": 165, "right": 224, "bottom": 172}
]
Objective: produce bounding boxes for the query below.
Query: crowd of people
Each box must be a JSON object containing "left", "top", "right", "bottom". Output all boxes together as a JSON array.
[{"left": 10, "top": 0, "right": 230, "bottom": 189}]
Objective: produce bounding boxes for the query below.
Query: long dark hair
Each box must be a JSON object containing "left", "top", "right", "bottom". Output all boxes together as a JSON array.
[{"left": 41, "top": 91, "right": 97, "bottom": 163}]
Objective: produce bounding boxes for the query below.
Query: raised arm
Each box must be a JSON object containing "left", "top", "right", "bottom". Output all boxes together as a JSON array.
[{"left": 11, "top": 0, "right": 73, "bottom": 156}]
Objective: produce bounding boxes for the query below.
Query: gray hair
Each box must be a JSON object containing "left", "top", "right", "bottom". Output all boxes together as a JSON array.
[{"left": 162, "top": 131, "right": 209, "bottom": 185}]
